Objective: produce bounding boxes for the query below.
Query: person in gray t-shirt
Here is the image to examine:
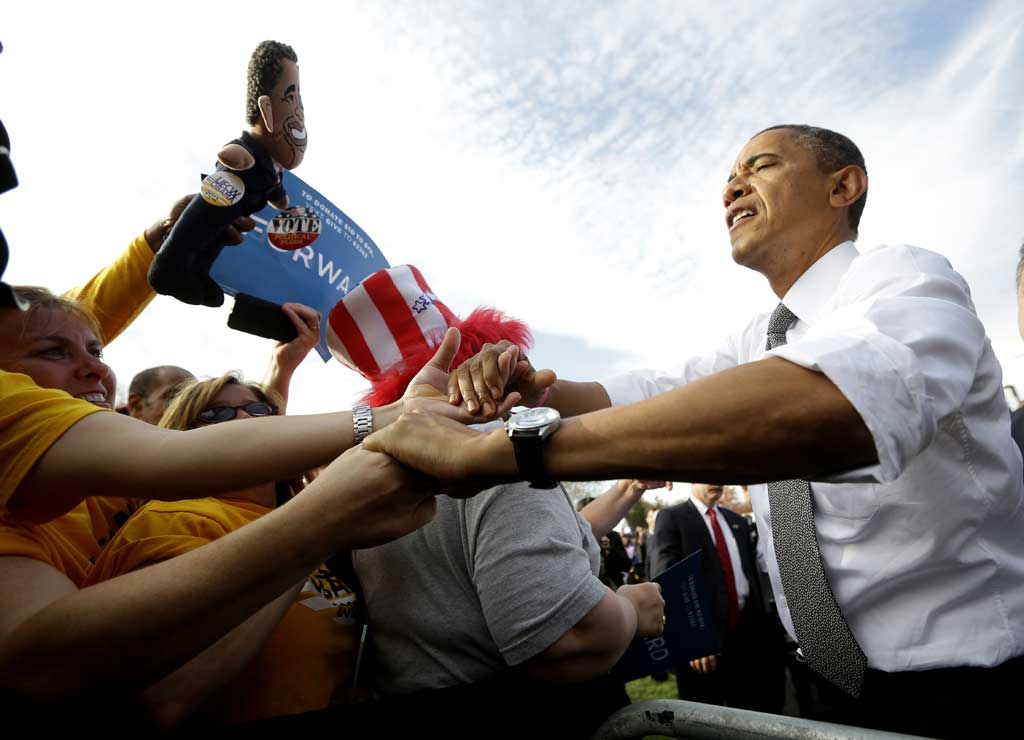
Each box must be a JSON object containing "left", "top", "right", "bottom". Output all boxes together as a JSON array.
[
  {"left": 352, "top": 475, "right": 663, "bottom": 736},
  {"left": 354, "top": 482, "right": 604, "bottom": 693}
]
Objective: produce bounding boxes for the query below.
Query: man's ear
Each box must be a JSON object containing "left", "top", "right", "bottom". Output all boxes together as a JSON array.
[
  {"left": 829, "top": 165, "right": 868, "bottom": 211},
  {"left": 127, "top": 394, "right": 144, "bottom": 418},
  {"left": 258, "top": 95, "right": 275, "bottom": 134}
]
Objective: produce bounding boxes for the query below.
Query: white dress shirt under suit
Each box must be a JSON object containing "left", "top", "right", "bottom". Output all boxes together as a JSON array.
[
  {"left": 687, "top": 496, "right": 750, "bottom": 611},
  {"left": 602, "top": 241, "right": 1024, "bottom": 674}
]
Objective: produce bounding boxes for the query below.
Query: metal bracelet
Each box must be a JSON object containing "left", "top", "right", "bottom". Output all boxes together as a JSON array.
[{"left": 352, "top": 404, "right": 374, "bottom": 444}]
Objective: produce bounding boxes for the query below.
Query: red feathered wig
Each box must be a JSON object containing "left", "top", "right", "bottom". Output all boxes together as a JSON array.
[{"left": 359, "top": 306, "right": 532, "bottom": 406}]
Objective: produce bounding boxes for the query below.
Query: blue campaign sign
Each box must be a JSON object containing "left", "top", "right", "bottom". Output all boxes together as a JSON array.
[
  {"left": 210, "top": 170, "right": 389, "bottom": 361},
  {"left": 612, "top": 551, "right": 721, "bottom": 682}
]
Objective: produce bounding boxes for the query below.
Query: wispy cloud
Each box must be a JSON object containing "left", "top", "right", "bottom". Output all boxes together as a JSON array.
[{"left": 2, "top": 1, "right": 1021, "bottom": 411}]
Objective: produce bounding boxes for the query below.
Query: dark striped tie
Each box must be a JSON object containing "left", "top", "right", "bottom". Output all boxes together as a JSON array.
[{"left": 766, "top": 302, "right": 867, "bottom": 698}]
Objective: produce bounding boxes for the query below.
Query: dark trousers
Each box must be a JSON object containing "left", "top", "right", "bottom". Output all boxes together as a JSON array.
[{"left": 790, "top": 652, "right": 1024, "bottom": 739}]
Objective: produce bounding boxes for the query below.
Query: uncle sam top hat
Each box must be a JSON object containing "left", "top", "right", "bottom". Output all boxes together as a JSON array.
[{"left": 327, "top": 264, "right": 532, "bottom": 407}]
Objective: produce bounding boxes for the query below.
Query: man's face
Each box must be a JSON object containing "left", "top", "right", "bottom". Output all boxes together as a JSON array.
[
  {"left": 0, "top": 307, "right": 116, "bottom": 409},
  {"left": 130, "top": 368, "right": 193, "bottom": 425},
  {"left": 723, "top": 128, "right": 835, "bottom": 280},
  {"left": 266, "top": 58, "right": 306, "bottom": 169},
  {"left": 692, "top": 483, "right": 725, "bottom": 508}
]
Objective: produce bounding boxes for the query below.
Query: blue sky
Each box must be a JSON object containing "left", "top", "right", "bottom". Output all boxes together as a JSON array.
[{"left": 3, "top": 1, "right": 1023, "bottom": 460}]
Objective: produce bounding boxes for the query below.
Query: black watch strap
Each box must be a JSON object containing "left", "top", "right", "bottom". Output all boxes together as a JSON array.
[{"left": 511, "top": 430, "right": 557, "bottom": 489}]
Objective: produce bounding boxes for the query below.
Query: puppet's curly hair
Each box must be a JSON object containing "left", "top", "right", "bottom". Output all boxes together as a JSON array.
[{"left": 246, "top": 40, "right": 298, "bottom": 126}]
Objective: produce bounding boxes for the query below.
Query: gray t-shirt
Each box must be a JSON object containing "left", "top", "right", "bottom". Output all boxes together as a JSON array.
[{"left": 352, "top": 482, "right": 604, "bottom": 696}]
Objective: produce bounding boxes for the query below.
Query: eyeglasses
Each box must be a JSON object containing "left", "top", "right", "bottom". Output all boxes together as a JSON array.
[{"left": 197, "top": 401, "right": 277, "bottom": 424}]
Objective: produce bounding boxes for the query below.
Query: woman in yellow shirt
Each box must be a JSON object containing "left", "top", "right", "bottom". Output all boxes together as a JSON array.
[
  {"left": 89, "top": 374, "right": 362, "bottom": 726},
  {"left": 0, "top": 226, "right": 497, "bottom": 716}
]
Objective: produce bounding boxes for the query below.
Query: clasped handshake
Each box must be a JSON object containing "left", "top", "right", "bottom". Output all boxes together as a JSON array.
[
  {"left": 352, "top": 326, "right": 666, "bottom": 641},
  {"left": 364, "top": 326, "right": 554, "bottom": 497}
]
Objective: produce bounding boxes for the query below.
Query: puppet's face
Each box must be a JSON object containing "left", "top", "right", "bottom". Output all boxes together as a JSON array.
[{"left": 265, "top": 58, "right": 306, "bottom": 169}]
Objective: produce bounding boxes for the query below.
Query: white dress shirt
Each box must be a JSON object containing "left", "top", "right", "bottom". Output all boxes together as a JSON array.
[
  {"left": 602, "top": 242, "right": 1024, "bottom": 672},
  {"left": 687, "top": 496, "right": 750, "bottom": 611}
]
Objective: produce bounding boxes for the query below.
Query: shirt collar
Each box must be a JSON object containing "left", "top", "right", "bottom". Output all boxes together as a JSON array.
[
  {"left": 781, "top": 240, "right": 859, "bottom": 325},
  {"left": 690, "top": 496, "right": 713, "bottom": 517}
]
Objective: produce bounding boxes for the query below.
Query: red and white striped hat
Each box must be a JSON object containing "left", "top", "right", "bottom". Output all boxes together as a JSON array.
[{"left": 327, "top": 264, "right": 532, "bottom": 406}]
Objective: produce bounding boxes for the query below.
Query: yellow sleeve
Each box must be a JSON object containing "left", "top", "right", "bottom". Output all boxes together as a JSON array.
[
  {"left": 0, "top": 372, "right": 105, "bottom": 516},
  {"left": 63, "top": 233, "right": 156, "bottom": 344}
]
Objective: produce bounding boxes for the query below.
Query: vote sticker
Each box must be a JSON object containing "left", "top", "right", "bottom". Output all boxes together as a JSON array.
[
  {"left": 200, "top": 171, "right": 246, "bottom": 207},
  {"left": 268, "top": 206, "right": 321, "bottom": 250}
]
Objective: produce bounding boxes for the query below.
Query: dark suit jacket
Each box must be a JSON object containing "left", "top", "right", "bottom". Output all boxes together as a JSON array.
[{"left": 651, "top": 499, "right": 762, "bottom": 633}]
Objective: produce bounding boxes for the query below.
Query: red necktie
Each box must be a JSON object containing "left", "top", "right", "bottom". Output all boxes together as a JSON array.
[{"left": 707, "top": 506, "right": 739, "bottom": 627}]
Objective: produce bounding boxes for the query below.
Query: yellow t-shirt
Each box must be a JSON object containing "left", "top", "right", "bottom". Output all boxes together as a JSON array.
[
  {"left": 0, "top": 496, "right": 141, "bottom": 586},
  {"left": 86, "top": 498, "right": 359, "bottom": 724},
  {"left": 0, "top": 371, "right": 104, "bottom": 515}
]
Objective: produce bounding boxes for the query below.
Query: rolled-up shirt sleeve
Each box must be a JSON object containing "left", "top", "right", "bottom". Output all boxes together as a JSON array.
[{"left": 770, "top": 247, "right": 987, "bottom": 483}]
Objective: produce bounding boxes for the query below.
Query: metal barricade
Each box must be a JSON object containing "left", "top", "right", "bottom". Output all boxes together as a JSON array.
[{"left": 591, "top": 700, "right": 928, "bottom": 740}]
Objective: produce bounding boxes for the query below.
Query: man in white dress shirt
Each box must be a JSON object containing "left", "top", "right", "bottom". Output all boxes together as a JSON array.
[{"left": 367, "top": 124, "right": 1024, "bottom": 738}]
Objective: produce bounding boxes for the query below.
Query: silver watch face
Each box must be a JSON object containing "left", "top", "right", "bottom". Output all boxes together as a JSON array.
[{"left": 508, "top": 406, "right": 560, "bottom": 431}]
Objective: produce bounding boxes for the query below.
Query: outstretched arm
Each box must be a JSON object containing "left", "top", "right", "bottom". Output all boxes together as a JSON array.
[
  {"left": 0, "top": 447, "right": 435, "bottom": 705},
  {"left": 8, "top": 328, "right": 512, "bottom": 523},
  {"left": 367, "top": 356, "right": 876, "bottom": 490},
  {"left": 445, "top": 340, "right": 609, "bottom": 418}
]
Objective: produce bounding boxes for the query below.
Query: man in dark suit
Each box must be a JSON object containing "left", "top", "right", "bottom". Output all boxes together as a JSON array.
[{"left": 651, "top": 484, "right": 784, "bottom": 712}]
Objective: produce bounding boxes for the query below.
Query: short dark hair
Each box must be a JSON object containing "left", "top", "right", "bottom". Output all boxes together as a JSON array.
[
  {"left": 756, "top": 124, "right": 868, "bottom": 236},
  {"left": 129, "top": 365, "right": 193, "bottom": 399},
  {"left": 1017, "top": 241, "right": 1024, "bottom": 290},
  {"left": 246, "top": 40, "right": 298, "bottom": 126}
]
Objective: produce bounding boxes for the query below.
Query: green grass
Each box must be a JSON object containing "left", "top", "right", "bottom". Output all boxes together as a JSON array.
[{"left": 625, "top": 673, "right": 679, "bottom": 703}]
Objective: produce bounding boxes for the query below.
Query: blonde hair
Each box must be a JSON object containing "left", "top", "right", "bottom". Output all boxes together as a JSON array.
[
  {"left": 11, "top": 286, "right": 104, "bottom": 343},
  {"left": 159, "top": 372, "right": 282, "bottom": 431},
  {"left": 159, "top": 373, "right": 302, "bottom": 502}
]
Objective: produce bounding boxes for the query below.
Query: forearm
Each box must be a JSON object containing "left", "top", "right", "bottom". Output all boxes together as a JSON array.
[
  {"left": 580, "top": 481, "right": 641, "bottom": 536},
  {"left": 262, "top": 359, "right": 294, "bottom": 412},
  {"left": 540, "top": 358, "right": 876, "bottom": 484},
  {"left": 11, "top": 402, "right": 402, "bottom": 522},
  {"left": 140, "top": 581, "right": 303, "bottom": 728},
  {"left": 524, "top": 588, "right": 637, "bottom": 683},
  {"left": 0, "top": 488, "right": 351, "bottom": 701},
  {"left": 546, "top": 379, "right": 611, "bottom": 418}
]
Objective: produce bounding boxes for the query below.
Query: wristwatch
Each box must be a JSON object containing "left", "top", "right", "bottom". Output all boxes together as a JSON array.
[
  {"left": 505, "top": 406, "right": 561, "bottom": 489},
  {"left": 352, "top": 404, "right": 374, "bottom": 444}
]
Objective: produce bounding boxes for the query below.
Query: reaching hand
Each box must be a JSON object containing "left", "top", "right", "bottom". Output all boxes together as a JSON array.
[
  {"left": 145, "top": 194, "right": 256, "bottom": 253},
  {"left": 620, "top": 479, "right": 673, "bottom": 498},
  {"left": 404, "top": 328, "right": 522, "bottom": 423},
  {"left": 305, "top": 444, "right": 438, "bottom": 549},
  {"left": 363, "top": 408, "right": 513, "bottom": 497},
  {"left": 272, "top": 303, "right": 321, "bottom": 376},
  {"left": 689, "top": 654, "right": 719, "bottom": 674},
  {"left": 446, "top": 340, "right": 557, "bottom": 417}
]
